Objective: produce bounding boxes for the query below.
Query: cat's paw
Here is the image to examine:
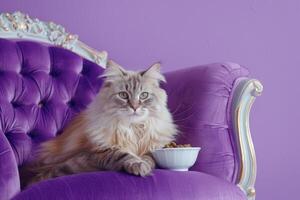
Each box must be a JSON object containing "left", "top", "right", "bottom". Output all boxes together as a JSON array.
[{"left": 124, "top": 159, "right": 153, "bottom": 177}]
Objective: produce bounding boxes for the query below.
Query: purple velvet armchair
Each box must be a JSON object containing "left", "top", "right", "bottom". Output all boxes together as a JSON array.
[{"left": 0, "top": 12, "right": 263, "bottom": 200}]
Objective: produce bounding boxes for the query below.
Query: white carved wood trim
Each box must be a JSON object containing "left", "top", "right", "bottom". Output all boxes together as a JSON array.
[
  {"left": 231, "top": 78, "right": 263, "bottom": 200},
  {"left": 0, "top": 11, "right": 107, "bottom": 68}
]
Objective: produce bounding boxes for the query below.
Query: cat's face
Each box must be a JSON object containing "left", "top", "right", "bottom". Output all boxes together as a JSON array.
[{"left": 100, "top": 61, "right": 167, "bottom": 123}]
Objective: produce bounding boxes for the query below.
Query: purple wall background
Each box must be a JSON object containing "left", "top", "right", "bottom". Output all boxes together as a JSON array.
[{"left": 1, "top": 0, "right": 299, "bottom": 199}]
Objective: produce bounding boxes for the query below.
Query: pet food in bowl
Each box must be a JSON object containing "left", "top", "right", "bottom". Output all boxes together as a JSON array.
[{"left": 152, "top": 142, "right": 201, "bottom": 171}]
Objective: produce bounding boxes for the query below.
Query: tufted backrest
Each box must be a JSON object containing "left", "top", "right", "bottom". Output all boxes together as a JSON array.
[{"left": 0, "top": 38, "right": 104, "bottom": 166}]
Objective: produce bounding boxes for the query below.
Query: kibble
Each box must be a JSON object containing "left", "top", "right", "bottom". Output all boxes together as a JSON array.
[{"left": 164, "top": 141, "right": 191, "bottom": 148}]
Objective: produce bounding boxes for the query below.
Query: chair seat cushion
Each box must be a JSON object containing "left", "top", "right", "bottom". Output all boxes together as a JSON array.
[{"left": 13, "top": 169, "right": 246, "bottom": 200}]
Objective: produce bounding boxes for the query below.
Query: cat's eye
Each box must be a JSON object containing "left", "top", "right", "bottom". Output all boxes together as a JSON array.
[
  {"left": 119, "top": 91, "right": 129, "bottom": 99},
  {"left": 139, "top": 92, "right": 149, "bottom": 100}
]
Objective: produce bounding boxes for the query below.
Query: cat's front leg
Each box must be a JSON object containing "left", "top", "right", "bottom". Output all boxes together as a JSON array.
[
  {"left": 123, "top": 152, "right": 156, "bottom": 177},
  {"left": 123, "top": 156, "right": 153, "bottom": 177},
  {"left": 141, "top": 153, "right": 156, "bottom": 170},
  {"left": 90, "top": 147, "right": 153, "bottom": 176}
]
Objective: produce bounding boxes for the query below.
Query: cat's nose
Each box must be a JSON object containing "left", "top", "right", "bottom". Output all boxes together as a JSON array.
[
  {"left": 129, "top": 101, "right": 140, "bottom": 111},
  {"left": 131, "top": 105, "right": 139, "bottom": 111}
]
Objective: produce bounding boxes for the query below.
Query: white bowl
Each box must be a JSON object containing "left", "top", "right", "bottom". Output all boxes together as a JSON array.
[{"left": 152, "top": 147, "right": 201, "bottom": 171}]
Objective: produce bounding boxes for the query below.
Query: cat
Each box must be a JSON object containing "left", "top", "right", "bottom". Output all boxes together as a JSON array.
[{"left": 24, "top": 60, "right": 177, "bottom": 187}]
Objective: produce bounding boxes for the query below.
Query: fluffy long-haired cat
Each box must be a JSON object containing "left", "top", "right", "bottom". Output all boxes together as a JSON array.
[{"left": 25, "top": 61, "right": 177, "bottom": 186}]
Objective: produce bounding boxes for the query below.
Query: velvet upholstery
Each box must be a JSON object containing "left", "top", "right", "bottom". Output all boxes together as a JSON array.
[
  {"left": 13, "top": 170, "right": 246, "bottom": 200},
  {"left": 0, "top": 38, "right": 248, "bottom": 200}
]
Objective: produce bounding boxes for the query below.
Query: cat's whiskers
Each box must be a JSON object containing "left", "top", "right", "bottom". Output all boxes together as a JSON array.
[
  {"left": 173, "top": 112, "right": 195, "bottom": 123},
  {"left": 170, "top": 102, "right": 183, "bottom": 115},
  {"left": 171, "top": 104, "right": 195, "bottom": 118}
]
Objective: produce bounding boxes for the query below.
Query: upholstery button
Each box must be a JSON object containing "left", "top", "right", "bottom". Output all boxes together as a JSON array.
[
  {"left": 50, "top": 69, "right": 59, "bottom": 76},
  {"left": 38, "top": 102, "right": 44, "bottom": 107},
  {"left": 28, "top": 131, "right": 35, "bottom": 139},
  {"left": 11, "top": 102, "right": 20, "bottom": 108},
  {"left": 67, "top": 99, "right": 75, "bottom": 107},
  {"left": 20, "top": 69, "right": 27, "bottom": 76}
]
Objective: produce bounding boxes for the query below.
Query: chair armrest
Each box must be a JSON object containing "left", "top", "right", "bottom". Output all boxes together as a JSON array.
[
  {"left": 162, "top": 63, "right": 250, "bottom": 182},
  {"left": 0, "top": 131, "right": 20, "bottom": 200},
  {"left": 230, "top": 78, "right": 263, "bottom": 200}
]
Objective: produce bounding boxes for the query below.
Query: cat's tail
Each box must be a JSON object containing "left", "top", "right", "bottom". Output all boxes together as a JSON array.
[
  {"left": 21, "top": 151, "right": 95, "bottom": 188},
  {"left": 21, "top": 162, "right": 69, "bottom": 188}
]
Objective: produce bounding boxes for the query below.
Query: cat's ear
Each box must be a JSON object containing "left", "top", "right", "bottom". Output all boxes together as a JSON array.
[
  {"left": 104, "top": 60, "right": 127, "bottom": 77},
  {"left": 140, "top": 62, "right": 166, "bottom": 83},
  {"left": 99, "top": 60, "right": 126, "bottom": 78},
  {"left": 99, "top": 60, "right": 127, "bottom": 87}
]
